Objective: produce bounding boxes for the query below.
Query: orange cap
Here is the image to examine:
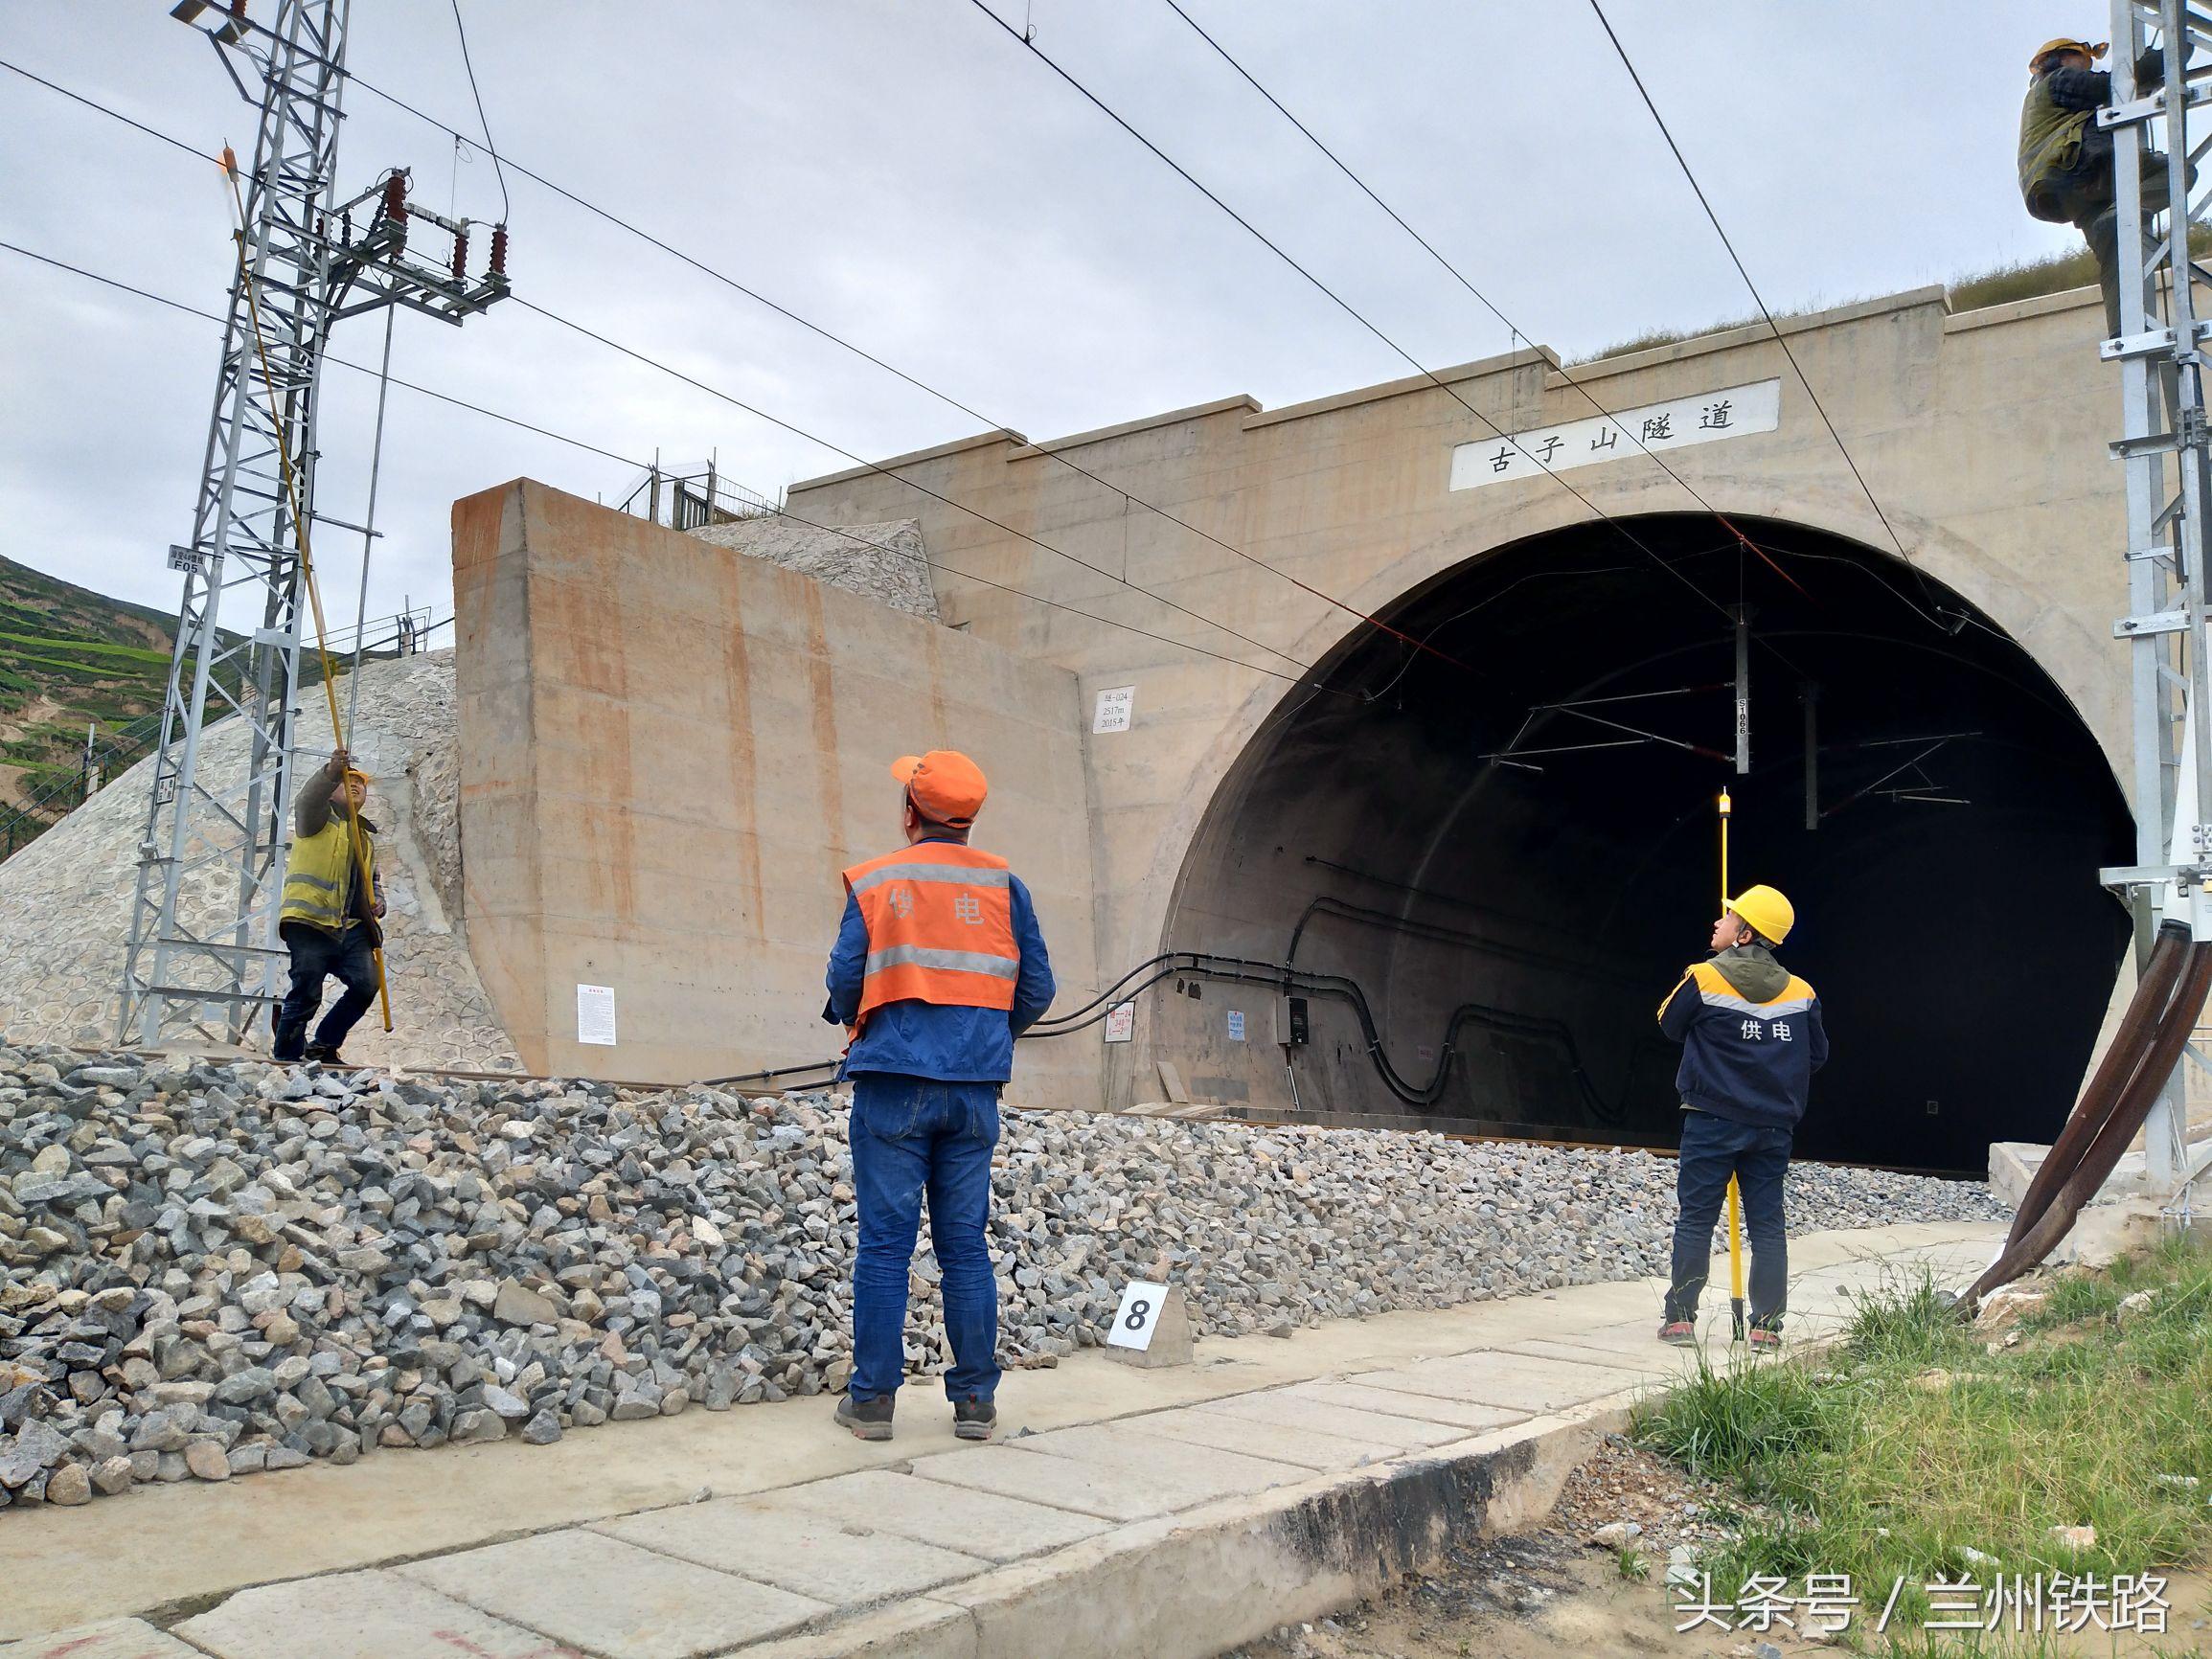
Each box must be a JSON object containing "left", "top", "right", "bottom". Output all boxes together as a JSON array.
[{"left": 891, "top": 750, "right": 988, "bottom": 827}]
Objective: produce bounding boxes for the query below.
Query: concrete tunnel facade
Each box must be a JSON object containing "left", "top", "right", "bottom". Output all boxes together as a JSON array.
[{"left": 455, "top": 282, "right": 2143, "bottom": 1173}]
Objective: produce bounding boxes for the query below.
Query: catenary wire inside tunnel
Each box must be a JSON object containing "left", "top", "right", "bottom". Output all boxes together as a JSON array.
[{"left": 1159, "top": 512, "right": 2133, "bottom": 1174}]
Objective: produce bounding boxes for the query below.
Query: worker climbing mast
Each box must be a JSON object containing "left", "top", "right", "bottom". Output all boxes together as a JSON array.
[{"left": 119, "top": 0, "right": 509, "bottom": 1049}]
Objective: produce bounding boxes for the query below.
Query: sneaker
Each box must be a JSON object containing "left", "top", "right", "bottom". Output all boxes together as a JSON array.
[
  {"left": 953, "top": 1397, "right": 996, "bottom": 1443},
  {"left": 833, "top": 1393, "right": 894, "bottom": 1442},
  {"left": 1656, "top": 1320, "right": 1698, "bottom": 1347},
  {"left": 1747, "top": 1326, "right": 1784, "bottom": 1352}
]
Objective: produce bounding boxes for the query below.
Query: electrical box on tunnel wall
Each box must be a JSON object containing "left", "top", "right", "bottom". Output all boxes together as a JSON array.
[{"left": 1273, "top": 995, "right": 1309, "bottom": 1046}]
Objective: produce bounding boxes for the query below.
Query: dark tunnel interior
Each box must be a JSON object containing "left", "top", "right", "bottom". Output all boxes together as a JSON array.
[{"left": 1165, "top": 513, "right": 2133, "bottom": 1172}]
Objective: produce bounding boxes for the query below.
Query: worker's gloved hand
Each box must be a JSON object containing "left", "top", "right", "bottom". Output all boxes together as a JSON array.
[{"left": 328, "top": 745, "right": 352, "bottom": 778}]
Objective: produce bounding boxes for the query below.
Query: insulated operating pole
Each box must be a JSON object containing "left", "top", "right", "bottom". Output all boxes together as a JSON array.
[
  {"left": 2097, "top": 0, "right": 2212, "bottom": 1195},
  {"left": 120, "top": 0, "right": 510, "bottom": 1049}
]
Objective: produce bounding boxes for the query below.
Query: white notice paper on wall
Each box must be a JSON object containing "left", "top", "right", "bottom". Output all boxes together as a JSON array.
[
  {"left": 577, "top": 984, "right": 618, "bottom": 1046},
  {"left": 1226, "top": 1010, "right": 1245, "bottom": 1042},
  {"left": 1105, "top": 1001, "right": 1136, "bottom": 1043},
  {"left": 1092, "top": 686, "right": 1136, "bottom": 734}
]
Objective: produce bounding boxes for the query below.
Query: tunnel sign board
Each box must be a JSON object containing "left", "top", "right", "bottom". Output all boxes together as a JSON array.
[{"left": 1448, "top": 376, "right": 1781, "bottom": 493}]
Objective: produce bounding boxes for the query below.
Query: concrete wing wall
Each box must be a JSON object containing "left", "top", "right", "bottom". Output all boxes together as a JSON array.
[{"left": 451, "top": 480, "right": 1102, "bottom": 1102}]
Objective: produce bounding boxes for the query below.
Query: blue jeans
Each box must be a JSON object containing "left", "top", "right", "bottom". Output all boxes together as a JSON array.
[
  {"left": 273, "top": 921, "right": 378, "bottom": 1061},
  {"left": 1666, "top": 1108, "right": 1791, "bottom": 1328},
  {"left": 848, "top": 1075, "right": 1001, "bottom": 1403}
]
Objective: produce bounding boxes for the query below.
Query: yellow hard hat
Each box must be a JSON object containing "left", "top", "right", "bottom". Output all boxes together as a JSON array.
[
  {"left": 2030, "top": 36, "right": 2105, "bottom": 70},
  {"left": 342, "top": 766, "right": 373, "bottom": 788},
  {"left": 1728, "top": 885, "right": 1795, "bottom": 945}
]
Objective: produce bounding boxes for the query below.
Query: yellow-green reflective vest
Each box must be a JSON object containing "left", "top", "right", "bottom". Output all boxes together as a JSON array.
[
  {"left": 2018, "top": 73, "right": 2092, "bottom": 209},
  {"left": 279, "top": 818, "right": 375, "bottom": 933}
]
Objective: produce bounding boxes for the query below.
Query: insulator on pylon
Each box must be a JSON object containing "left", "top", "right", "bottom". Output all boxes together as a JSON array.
[
  {"left": 381, "top": 173, "right": 406, "bottom": 223},
  {"left": 451, "top": 228, "right": 468, "bottom": 282},
  {"left": 489, "top": 223, "right": 509, "bottom": 279},
  {"left": 229, "top": 0, "right": 246, "bottom": 16}
]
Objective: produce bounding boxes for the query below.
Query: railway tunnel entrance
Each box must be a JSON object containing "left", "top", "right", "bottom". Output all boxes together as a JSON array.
[{"left": 1163, "top": 512, "right": 2132, "bottom": 1173}]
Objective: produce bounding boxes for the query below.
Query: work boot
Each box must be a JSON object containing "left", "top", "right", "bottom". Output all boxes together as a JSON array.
[
  {"left": 953, "top": 1396, "right": 996, "bottom": 1443},
  {"left": 834, "top": 1393, "right": 894, "bottom": 1442},
  {"left": 1747, "top": 1323, "right": 1784, "bottom": 1353},
  {"left": 304, "top": 1042, "right": 345, "bottom": 1066},
  {"left": 1656, "top": 1320, "right": 1698, "bottom": 1348}
]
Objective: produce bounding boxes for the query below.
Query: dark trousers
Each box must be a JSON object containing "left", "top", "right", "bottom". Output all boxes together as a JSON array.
[
  {"left": 847, "top": 1074, "right": 1001, "bottom": 1403},
  {"left": 273, "top": 920, "right": 378, "bottom": 1060},
  {"left": 1666, "top": 1108, "right": 1791, "bottom": 1328},
  {"left": 2042, "top": 149, "right": 2180, "bottom": 337}
]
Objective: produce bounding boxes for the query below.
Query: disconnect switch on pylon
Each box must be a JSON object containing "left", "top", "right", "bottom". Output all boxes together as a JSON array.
[{"left": 1272, "top": 995, "right": 1310, "bottom": 1047}]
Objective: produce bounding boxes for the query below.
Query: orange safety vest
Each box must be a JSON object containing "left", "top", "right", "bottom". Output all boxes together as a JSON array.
[{"left": 841, "top": 841, "right": 1019, "bottom": 1025}]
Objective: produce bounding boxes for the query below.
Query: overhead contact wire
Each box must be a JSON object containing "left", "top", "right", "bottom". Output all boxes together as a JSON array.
[
  {"left": 1156, "top": 0, "right": 1816, "bottom": 607},
  {"left": 0, "top": 70, "right": 1353, "bottom": 695},
  {"left": 0, "top": 241, "right": 1328, "bottom": 697},
  {"left": 1584, "top": 1, "right": 1923, "bottom": 587},
  {"left": 958, "top": 0, "right": 1804, "bottom": 666}
]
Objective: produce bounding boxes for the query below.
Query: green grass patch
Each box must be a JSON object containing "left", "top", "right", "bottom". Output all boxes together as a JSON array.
[
  {"left": 0, "top": 630, "right": 171, "bottom": 667},
  {"left": 1635, "top": 1241, "right": 2212, "bottom": 1646}
]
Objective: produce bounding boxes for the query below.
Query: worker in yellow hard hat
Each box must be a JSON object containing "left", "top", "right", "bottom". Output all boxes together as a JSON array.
[
  {"left": 1653, "top": 884, "right": 1826, "bottom": 1351},
  {"left": 2018, "top": 34, "right": 2187, "bottom": 337}
]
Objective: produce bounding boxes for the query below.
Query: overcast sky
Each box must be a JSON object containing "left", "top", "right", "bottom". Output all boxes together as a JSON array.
[{"left": 1, "top": 2, "right": 2075, "bottom": 639}]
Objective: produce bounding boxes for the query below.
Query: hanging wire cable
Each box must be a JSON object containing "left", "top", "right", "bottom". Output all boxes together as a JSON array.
[
  {"left": 0, "top": 68, "right": 1358, "bottom": 690},
  {"left": 0, "top": 239, "right": 1340, "bottom": 698},
  {"left": 1582, "top": 0, "right": 1932, "bottom": 606},
  {"left": 505, "top": 294, "right": 1333, "bottom": 677},
  {"left": 447, "top": 0, "right": 511, "bottom": 222},
  {"left": 1150, "top": 0, "right": 1996, "bottom": 638},
  {"left": 280, "top": 62, "right": 1485, "bottom": 675},
  {"left": 955, "top": 2, "right": 1815, "bottom": 682}
]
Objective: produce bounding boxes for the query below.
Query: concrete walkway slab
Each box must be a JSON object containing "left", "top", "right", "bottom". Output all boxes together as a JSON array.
[
  {"left": 1190, "top": 1383, "right": 1472, "bottom": 1450},
  {"left": 174, "top": 1569, "right": 586, "bottom": 1659},
  {"left": 908, "top": 1438, "right": 1302, "bottom": 1522},
  {"left": 1007, "top": 1421, "right": 1331, "bottom": 1489},
  {"left": 397, "top": 1528, "right": 828, "bottom": 1659},
  {"left": 774, "top": 1467, "right": 1110, "bottom": 1563},
  {"left": 1290, "top": 1379, "right": 1528, "bottom": 1433},
  {"left": 1350, "top": 1348, "right": 1640, "bottom": 1414},
  {"left": 0, "top": 1622, "right": 202, "bottom": 1659},
  {"left": 597, "top": 1498, "right": 986, "bottom": 1606},
  {"left": 1113, "top": 1403, "right": 1406, "bottom": 1470}
]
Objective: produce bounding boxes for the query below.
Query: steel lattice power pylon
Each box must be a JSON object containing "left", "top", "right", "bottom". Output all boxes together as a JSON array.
[
  {"left": 2099, "top": 0, "right": 2212, "bottom": 1196},
  {"left": 120, "top": 0, "right": 508, "bottom": 1048}
]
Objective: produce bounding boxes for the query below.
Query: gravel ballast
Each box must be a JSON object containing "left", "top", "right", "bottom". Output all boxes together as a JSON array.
[{"left": 0, "top": 1045, "right": 2006, "bottom": 1512}]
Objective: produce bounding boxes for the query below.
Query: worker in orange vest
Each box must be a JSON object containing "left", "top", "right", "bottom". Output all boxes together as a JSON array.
[{"left": 823, "top": 750, "right": 1056, "bottom": 1443}]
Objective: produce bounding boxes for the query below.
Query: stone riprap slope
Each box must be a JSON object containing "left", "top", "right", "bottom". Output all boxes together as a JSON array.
[
  {"left": 0, "top": 1048, "right": 2006, "bottom": 1513},
  {"left": 0, "top": 651, "right": 516, "bottom": 1073}
]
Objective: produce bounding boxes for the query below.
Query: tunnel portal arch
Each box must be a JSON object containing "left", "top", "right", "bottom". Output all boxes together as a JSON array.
[{"left": 1160, "top": 512, "right": 2132, "bottom": 1172}]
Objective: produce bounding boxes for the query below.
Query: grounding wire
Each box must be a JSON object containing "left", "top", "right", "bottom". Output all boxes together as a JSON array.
[
  {"left": 0, "top": 239, "right": 1334, "bottom": 696},
  {"left": 446, "top": 0, "right": 511, "bottom": 223},
  {"left": 1582, "top": 1, "right": 1938, "bottom": 613},
  {"left": 958, "top": 0, "right": 1819, "bottom": 686}
]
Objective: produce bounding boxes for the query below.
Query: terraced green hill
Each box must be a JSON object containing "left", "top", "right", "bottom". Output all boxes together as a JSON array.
[{"left": 0, "top": 555, "right": 178, "bottom": 842}]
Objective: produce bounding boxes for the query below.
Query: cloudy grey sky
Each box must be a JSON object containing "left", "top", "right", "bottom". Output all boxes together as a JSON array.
[{"left": 2, "top": 2, "right": 2073, "bottom": 636}]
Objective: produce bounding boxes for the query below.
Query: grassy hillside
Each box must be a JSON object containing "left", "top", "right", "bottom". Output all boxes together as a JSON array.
[{"left": 0, "top": 554, "right": 179, "bottom": 838}]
